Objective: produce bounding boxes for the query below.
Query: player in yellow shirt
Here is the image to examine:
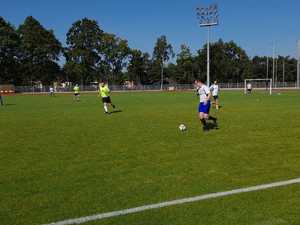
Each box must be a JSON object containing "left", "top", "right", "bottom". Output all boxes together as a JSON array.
[
  {"left": 73, "top": 84, "right": 80, "bottom": 101},
  {"left": 99, "top": 81, "right": 116, "bottom": 114}
]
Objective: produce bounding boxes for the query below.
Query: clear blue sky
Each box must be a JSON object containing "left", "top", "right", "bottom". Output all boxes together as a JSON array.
[{"left": 1, "top": 0, "right": 300, "bottom": 58}]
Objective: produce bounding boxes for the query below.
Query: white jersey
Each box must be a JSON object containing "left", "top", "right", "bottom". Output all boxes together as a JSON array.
[
  {"left": 49, "top": 87, "right": 54, "bottom": 93},
  {"left": 197, "top": 85, "right": 211, "bottom": 103},
  {"left": 247, "top": 83, "right": 252, "bottom": 90},
  {"left": 210, "top": 84, "right": 219, "bottom": 96}
]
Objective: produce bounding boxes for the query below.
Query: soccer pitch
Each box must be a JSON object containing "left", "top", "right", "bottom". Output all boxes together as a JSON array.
[{"left": 1, "top": 91, "right": 300, "bottom": 225}]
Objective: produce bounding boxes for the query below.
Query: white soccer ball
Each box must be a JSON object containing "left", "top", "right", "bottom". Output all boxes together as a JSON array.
[{"left": 179, "top": 124, "right": 187, "bottom": 131}]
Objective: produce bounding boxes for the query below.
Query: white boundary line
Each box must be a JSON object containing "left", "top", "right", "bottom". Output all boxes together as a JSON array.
[{"left": 43, "top": 177, "right": 300, "bottom": 225}]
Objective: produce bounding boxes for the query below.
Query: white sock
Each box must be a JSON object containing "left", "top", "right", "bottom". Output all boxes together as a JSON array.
[{"left": 104, "top": 104, "right": 108, "bottom": 113}]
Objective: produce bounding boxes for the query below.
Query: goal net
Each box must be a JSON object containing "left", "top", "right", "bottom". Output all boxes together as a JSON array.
[{"left": 244, "top": 79, "right": 272, "bottom": 95}]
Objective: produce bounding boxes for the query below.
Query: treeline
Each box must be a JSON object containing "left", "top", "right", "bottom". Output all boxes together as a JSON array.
[{"left": 0, "top": 16, "right": 298, "bottom": 85}]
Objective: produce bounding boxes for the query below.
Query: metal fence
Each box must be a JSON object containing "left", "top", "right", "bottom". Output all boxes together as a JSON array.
[
  {"left": 14, "top": 82, "right": 300, "bottom": 93},
  {"left": 15, "top": 84, "right": 194, "bottom": 93}
]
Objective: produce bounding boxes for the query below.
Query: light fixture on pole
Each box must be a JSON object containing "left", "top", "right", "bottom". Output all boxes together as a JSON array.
[{"left": 196, "top": 4, "right": 219, "bottom": 86}]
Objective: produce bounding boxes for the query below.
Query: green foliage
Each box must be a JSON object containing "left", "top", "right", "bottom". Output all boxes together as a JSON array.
[
  {"left": 127, "top": 49, "right": 150, "bottom": 84},
  {"left": 175, "top": 44, "right": 195, "bottom": 83},
  {"left": 64, "top": 18, "right": 103, "bottom": 84},
  {"left": 0, "top": 17, "right": 20, "bottom": 84},
  {"left": 196, "top": 39, "right": 251, "bottom": 82},
  {"left": 18, "top": 16, "right": 62, "bottom": 84},
  {"left": 64, "top": 18, "right": 130, "bottom": 84},
  {"left": 100, "top": 33, "right": 130, "bottom": 83},
  {"left": 152, "top": 35, "right": 174, "bottom": 85},
  {"left": 153, "top": 35, "right": 174, "bottom": 64},
  {"left": 252, "top": 56, "right": 297, "bottom": 82}
]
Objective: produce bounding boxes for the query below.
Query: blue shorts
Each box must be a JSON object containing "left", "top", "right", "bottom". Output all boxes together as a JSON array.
[{"left": 198, "top": 101, "right": 211, "bottom": 114}]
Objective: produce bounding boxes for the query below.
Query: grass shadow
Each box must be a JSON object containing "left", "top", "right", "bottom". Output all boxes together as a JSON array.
[
  {"left": 1, "top": 103, "right": 16, "bottom": 107},
  {"left": 110, "top": 110, "right": 123, "bottom": 114}
]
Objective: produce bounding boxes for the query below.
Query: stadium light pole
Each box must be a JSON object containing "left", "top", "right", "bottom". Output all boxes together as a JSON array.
[
  {"left": 298, "top": 59, "right": 300, "bottom": 88},
  {"left": 282, "top": 59, "right": 285, "bottom": 87},
  {"left": 272, "top": 41, "right": 276, "bottom": 88},
  {"left": 266, "top": 57, "right": 269, "bottom": 79},
  {"left": 275, "top": 57, "right": 278, "bottom": 88},
  {"left": 196, "top": 4, "right": 219, "bottom": 86},
  {"left": 297, "top": 40, "right": 300, "bottom": 88}
]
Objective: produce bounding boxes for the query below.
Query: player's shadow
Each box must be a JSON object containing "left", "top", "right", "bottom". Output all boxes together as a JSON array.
[
  {"left": 206, "top": 122, "right": 219, "bottom": 131},
  {"left": 2, "top": 103, "right": 16, "bottom": 106},
  {"left": 110, "top": 110, "right": 123, "bottom": 114},
  {"left": 212, "top": 104, "right": 222, "bottom": 109}
]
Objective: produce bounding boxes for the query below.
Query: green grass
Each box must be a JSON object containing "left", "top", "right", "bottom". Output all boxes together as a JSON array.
[{"left": 1, "top": 91, "right": 300, "bottom": 225}]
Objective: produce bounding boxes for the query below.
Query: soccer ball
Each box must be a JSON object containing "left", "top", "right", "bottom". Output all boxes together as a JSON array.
[{"left": 179, "top": 124, "right": 187, "bottom": 131}]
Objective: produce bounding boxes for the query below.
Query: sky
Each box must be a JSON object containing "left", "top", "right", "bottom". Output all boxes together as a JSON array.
[{"left": 1, "top": 0, "right": 300, "bottom": 58}]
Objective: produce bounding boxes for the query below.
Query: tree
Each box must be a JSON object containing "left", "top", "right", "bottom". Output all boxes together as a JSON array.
[
  {"left": 65, "top": 18, "right": 103, "bottom": 84},
  {"left": 223, "top": 41, "right": 251, "bottom": 82},
  {"left": 127, "top": 49, "right": 150, "bottom": 84},
  {"left": 0, "top": 17, "right": 20, "bottom": 84},
  {"left": 251, "top": 55, "right": 297, "bottom": 83},
  {"left": 252, "top": 56, "right": 269, "bottom": 79},
  {"left": 196, "top": 39, "right": 251, "bottom": 83},
  {"left": 273, "top": 56, "right": 296, "bottom": 82},
  {"left": 153, "top": 35, "right": 174, "bottom": 89},
  {"left": 175, "top": 44, "right": 195, "bottom": 83},
  {"left": 99, "top": 33, "right": 130, "bottom": 83},
  {"left": 18, "top": 16, "right": 62, "bottom": 85}
]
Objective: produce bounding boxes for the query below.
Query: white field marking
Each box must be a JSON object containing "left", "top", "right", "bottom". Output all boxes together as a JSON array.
[{"left": 43, "top": 177, "right": 300, "bottom": 225}]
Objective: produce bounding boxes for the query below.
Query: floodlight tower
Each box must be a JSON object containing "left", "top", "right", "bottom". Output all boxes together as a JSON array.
[
  {"left": 197, "top": 4, "right": 219, "bottom": 86},
  {"left": 266, "top": 57, "right": 269, "bottom": 79},
  {"left": 272, "top": 41, "right": 276, "bottom": 87},
  {"left": 297, "top": 40, "right": 300, "bottom": 88},
  {"left": 282, "top": 59, "right": 285, "bottom": 87}
]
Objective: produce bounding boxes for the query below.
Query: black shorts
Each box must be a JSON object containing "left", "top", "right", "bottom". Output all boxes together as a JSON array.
[
  {"left": 74, "top": 93, "right": 79, "bottom": 96},
  {"left": 102, "top": 97, "right": 112, "bottom": 103},
  {"left": 213, "top": 95, "right": 219, "bottom": 100}
]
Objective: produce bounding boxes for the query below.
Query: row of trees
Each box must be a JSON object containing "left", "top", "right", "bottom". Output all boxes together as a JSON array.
[{"left": 0, "top": 16, "right": 298, "bottom": 85}]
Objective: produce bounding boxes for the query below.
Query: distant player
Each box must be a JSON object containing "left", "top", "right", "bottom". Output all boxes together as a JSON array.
[
  {"left": 73, "top": 84, "right": 80, "bottom": 101},
  {"left": 99, "top": 81, "right": 116, "bottom": 114},
  {"left": 0, "top": 94, "right": 3, "bottom": 106},
  {"left": 49, "top": 87, "right": 55, "bottom": 96},
  {"left": 210, "top": 80, "right": 220, "bottom": 110},
  {"left": 195, "top": 79, "right": 218, "bottom": 132},
  {"left": 247, "top": 83, "right": 252, "bottom": 94}
]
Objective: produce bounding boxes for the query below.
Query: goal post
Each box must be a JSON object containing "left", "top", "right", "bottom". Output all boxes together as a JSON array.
[{"left": 244, "top": 79, "right": 272, "bottom": 95}]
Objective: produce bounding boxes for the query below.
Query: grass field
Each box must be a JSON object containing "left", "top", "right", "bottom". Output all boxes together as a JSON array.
[{"left": 1, "top": 91, "right": 300, "bottom": 225}]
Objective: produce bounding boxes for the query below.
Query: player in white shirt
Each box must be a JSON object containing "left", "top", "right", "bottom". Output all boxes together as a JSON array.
[
  {"left": 195, "top": 79, "right": 218, "bottom": 132},
  {"left": 210, "top": 80, "right": 220, "bottom": 110},
  {"left": 247, "top": 83, "right": 252, "bottom": 94},
  {"left": 49, "top": 87, "right": 54, "bottom": 96}
]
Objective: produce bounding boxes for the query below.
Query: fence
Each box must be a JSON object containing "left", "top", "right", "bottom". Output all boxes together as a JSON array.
[{"left": 13, "top": 82, "right": 300, "bottom": 93}]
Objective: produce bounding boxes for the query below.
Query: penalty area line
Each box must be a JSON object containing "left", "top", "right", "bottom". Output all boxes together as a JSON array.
[{"left": 43, "top": 177, "right": 300, "bottom": 225}]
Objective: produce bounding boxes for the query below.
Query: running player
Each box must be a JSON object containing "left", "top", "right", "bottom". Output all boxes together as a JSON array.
[
  {"left": 99, "top": 81, "right": 116, "bottom": 114},
  {"left": 73, "top": 84, "right": 80, "bottom": 101},
  {"left": 195, "top": 79, "right": 218, "bottom": 132},
  {"left": 210, "top": 80, "right": 220, "bottom": 110}
]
